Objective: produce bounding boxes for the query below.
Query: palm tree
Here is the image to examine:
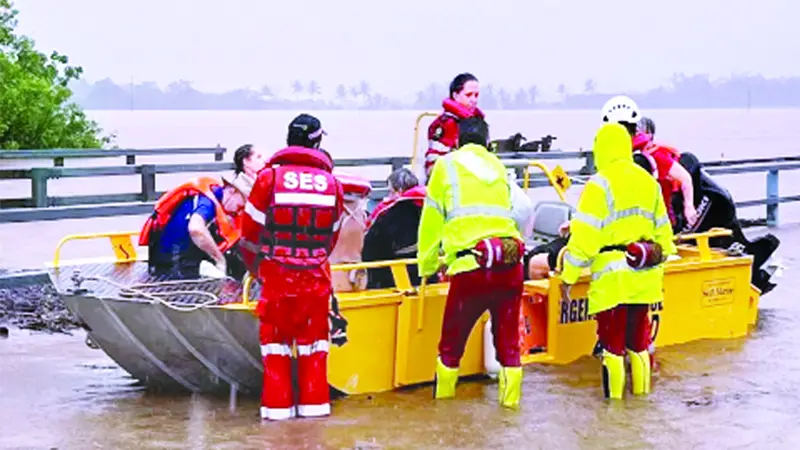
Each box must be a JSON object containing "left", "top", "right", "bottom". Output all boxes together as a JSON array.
[
  {"left": 336, "top": 84, "right": 347, "bottom": 101},
  {"left": 291, "top": 80, "right": 304, "bottom": 99},
  {"left": 584, "top": 79, "right": 596, "bottom": 94},
  {"left": 527, "top": 85, "right": 538, "bottom": 106},
  {"left": 307, "top": 80, "right": 321, "bottom": 98},
  {"left": 557, "top": 83, "right": 568, "bottom": 101},
  {"left": 358, "top": 80, "right": 371, "bottom": 99}
]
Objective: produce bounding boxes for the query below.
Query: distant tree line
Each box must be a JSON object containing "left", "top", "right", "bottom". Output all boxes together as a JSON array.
[{"left": 68, "top": 73, "right": 800, "bottom": 111}]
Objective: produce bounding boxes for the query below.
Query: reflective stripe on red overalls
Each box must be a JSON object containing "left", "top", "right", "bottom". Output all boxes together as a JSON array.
[{"left": 239, "top": 146, "right": 344, "bottom": 421}]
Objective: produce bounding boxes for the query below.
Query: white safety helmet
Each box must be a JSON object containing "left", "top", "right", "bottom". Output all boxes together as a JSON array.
[{"left": 601, "top": 95, "right": 640, "bottom": 124}]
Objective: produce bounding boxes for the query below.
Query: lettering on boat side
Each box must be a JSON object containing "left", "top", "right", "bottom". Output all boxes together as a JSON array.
[
  {"left": 559, "top": 300, "right": 664, "bottom": 324},
  {"left": 559, "top": 298, "right": 593, "bottom": 324},
  {"left": 701, "top": 278, "right": 735, "bottom": 307}
]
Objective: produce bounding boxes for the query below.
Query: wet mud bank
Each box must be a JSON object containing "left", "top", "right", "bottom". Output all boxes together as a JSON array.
[{"left": 0, "top": 278, "right": 81, "bottom": 334}]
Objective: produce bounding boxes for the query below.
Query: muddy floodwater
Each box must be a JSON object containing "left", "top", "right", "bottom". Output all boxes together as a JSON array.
[{"left": 3, "top": 227, "right": 800, "bottom": 449}]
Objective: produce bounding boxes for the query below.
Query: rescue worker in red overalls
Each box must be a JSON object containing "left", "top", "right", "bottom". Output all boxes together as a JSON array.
[
  {"left": 423, "top": 73, "right": 485, "bottom": 181},
  {"left": 239, "top": 113, "right": 345, "bottom": 421}
]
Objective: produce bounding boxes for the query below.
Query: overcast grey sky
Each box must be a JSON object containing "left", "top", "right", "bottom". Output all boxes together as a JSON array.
[{"left": 12, "top": 0, "right": 798, "bottom": 101}]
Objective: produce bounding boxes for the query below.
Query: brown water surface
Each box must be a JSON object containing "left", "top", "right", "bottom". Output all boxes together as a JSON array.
[{"left": 2, "top": 222, "right": 799, "bottom": 450}]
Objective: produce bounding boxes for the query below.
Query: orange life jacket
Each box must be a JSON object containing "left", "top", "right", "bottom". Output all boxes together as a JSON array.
[{"left": 138, "top": 176, "right": 240, "bottom": 253}]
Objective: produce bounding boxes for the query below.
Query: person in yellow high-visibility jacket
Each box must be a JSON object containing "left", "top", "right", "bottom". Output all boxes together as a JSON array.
[
  {"left": 557, "top": 120, "right": 677, "bottom": 400},
  {"left": 417, "top": 116, "right": 525, "bottom": 410}
]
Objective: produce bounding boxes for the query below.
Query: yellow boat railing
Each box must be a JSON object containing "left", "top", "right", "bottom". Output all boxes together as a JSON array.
[
  {"left": 522, "top": 161, "right": 570, "bottom": 202},
  {"left": 409, "top": 111, "right": 439, "bottom": 171},
  {"left": 52, "top": 230, "right": 141, "bottom": 268},
  {"left": 241, "top": 257, "right": 437, "bottom": 324},
  {"left": 241, "top": 258, "right": 419, "bottom": 304},
  {"left": 675, "top": 227, "right": 733, "bottom": 261}
]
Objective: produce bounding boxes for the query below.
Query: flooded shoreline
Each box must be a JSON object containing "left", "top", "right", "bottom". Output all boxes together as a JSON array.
[
  {"left": 0, "top": 282, "right": 82, "bottom": 335},
  {"left": 2, "top": 225, "right": 799, "bottom": 449}
]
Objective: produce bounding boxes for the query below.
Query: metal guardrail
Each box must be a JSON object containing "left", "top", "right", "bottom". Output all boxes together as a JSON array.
[
  {"left": 702, "top": 159, "right": 800, "bottom": 228},
  {"left": 0, "top": 151, "right": 593, "bottom": 223},
  {"left": 0, "top": 146, "right": 227, "bottom": 166},
  {"left": 1, "top": 148, "right": 799, "bottom": 227}
]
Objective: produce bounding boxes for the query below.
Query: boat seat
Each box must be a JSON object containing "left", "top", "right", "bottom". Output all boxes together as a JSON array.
[{"left": 526, "top": 200, "right": 575, "bottom": 248}]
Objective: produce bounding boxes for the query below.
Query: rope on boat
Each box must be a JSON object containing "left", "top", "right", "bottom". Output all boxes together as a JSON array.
[{"left": 82, "top": 275, "right": 223, "bottom": 312}]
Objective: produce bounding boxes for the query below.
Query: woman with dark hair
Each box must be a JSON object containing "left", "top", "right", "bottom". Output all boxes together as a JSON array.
[
  {"left": 233, "top": 144, "right": 267, "bottom": 183},
  {"left": 423, "top": 72, "right": 485, "bottom": 180},
  {"left": 224, "top": 144, "right": 266, "bottom": 280}
]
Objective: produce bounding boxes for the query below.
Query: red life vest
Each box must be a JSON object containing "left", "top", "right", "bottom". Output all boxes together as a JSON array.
[
  {"left": 257, "top": 146, "right": 342, "bottom": 269},
  {"left": 424, "top": 99, "right": 485, "bottom": 175},
  {"left": 643, "top": 142, "right": 681, "bottom": 160},
  {"left": 366, "top": 185, "right": 427, "bottom": 228},
  {"left": 334, "top": 171, "right": 373, "bottom": 201},
  {"left": 138, "top": 176, "right": 240, "bottom": 252},
  {"left": 644, "top": 142, "right": 682, "bottom": 192}
]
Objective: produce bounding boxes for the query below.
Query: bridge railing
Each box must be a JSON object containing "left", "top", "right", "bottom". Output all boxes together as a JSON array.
[
  {"left": 1, "top": 148, "right": 798, "bottom": 227},
  {"left": 0, "top": 150, "right": 593, "bottom": 223},
  {"left": 0, "top": 146, "right": 227, "bottom": 167}
]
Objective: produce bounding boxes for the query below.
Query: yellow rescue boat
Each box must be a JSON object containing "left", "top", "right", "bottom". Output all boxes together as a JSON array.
[{"left": 46, "top": 113, "right": 763, "bottom": 397}]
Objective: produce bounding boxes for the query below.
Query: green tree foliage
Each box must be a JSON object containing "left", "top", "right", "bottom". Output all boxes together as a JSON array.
[{"left": 0, "top": 0, "right": 109, "bottom": 149}]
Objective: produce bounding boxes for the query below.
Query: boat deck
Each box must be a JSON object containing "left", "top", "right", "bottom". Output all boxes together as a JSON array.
[{"left": 48, "top": 261, "right": 259, "bottom": 306}]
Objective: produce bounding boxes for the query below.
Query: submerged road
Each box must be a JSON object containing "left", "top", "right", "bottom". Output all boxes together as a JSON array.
[{"left": 1, "top": 225, "right": 798, "bottom": 449}]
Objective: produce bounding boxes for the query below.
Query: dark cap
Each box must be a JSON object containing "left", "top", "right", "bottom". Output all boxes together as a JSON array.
[{"left": 288, "top": 113, "right": 327, "bottom": 142}]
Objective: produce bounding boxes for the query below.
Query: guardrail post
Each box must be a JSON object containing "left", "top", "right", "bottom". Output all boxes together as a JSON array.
[
  {"left": 390, "top": 157, "right": 404, "bottom": 172},
  {"left": 579, "top": 150, "right": 595, "bottom": 175},
  {"left": 54, "top": 157, "right": 64, "bottom": 167},
  {"left": 31, "top": 168, "right": 49, "bottom": 208},
  {"left": 214, "top": 145, "right": 224, "bottom": 162},
  {"left": 126, "top": 155, "right": 136, "bottom": 165},
  {"left": 141, "top": 164, "right": 157, "bottom": 201},
  {"left": 515, "top": 166, "right": 525, "bottom": 181},
  {"left": 767, "top": 169, "right": 779, "bottom": 227}
]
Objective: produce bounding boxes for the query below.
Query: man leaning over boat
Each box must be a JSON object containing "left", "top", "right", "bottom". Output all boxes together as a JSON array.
[
  {"left": 239, "top": 113, "right": 346, "bottom": 421},
  {"left": 138, "top": 171, "right": 251, "bottom": 280}
]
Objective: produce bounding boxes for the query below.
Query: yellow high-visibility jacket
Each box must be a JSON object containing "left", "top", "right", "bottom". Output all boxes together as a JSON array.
[
  {"left": 560, "top": 123, "right": 677, "bottom": 315},
  {"left": 417, "top": 143, "right": 521, "bottom": 277}
]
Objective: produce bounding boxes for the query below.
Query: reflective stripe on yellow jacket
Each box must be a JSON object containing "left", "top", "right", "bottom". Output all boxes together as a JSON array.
[
  {"left": 417, "top": 143, "right": 521, "bottom": 277},
  {"left": 561, "top": 123, "right": 677, "bottom": 315}
]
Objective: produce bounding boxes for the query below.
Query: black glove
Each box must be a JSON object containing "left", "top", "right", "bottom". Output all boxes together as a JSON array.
[{"left": 329, "top": 295, "right": 348, "bottom": 346}]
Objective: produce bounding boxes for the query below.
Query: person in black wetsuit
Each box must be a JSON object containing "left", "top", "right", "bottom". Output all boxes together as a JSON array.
[
  {"left": 637, "top": 152, "right": 780, "bottom": 294},
  {"left": 522, "top": 224, "right": 570, "bottom": 280}
]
